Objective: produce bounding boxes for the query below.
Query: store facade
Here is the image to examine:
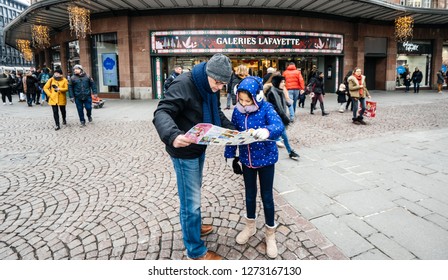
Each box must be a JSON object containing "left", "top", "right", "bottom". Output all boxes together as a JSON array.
[
  {"left": 396, "top": 40, "right": 433, "bottom": 88},
  {"left": 10, "top": 11, "right": 448, "bottom": 99},
  {"left": 150, "top": 30, "right": 344, "bottom": 99}
]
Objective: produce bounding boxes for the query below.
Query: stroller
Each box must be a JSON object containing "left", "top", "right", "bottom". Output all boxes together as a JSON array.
[{"left": 92, "top": 94, "right": 105, "bottom": 109}]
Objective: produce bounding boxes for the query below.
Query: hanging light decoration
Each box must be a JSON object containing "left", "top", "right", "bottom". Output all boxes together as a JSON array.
[
  {"left": 16, "top": 39, "right": 31, "bottom": 53},
  {"left": 31, "top": 25, "right": 51, "bottom": 49},
  {"left": 394, "top": 15, "right": 414, "bottom": 42},
  {"left": 16, "top": 39, "right": 34, "bottom": 61},
  {"left": 68, "top": 5, "right": 91, "bottom": 38},
  {"left": 22, "top": 48, "right": 34, "bottom": 62}
]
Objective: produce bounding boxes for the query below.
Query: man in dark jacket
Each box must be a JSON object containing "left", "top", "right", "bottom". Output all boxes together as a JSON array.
[
  {"left": 68, "top": 64, "right": 98, "bottom": 126},
  {"left": 163, "top": 65, "right": 183, "bottom": 91},
  {"left": 0, "top": 70, "right": 13, "bottom": 105},
  {"left": 153, "top": 54, "right": 234, "bottom": 260},
  {"left": 411, "top": 67, "right": 423, "bottom": 93}
]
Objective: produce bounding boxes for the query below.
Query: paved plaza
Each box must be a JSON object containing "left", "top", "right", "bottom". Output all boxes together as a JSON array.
[{"left": 0, "top": 90, "right": 447, "bottom": 260}]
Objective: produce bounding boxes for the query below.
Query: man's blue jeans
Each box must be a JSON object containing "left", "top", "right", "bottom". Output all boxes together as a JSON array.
[
  {"left": 352, "top": 97, "right": 366, "bottom": 120},
  {"left": 75, "top": 96, "right": 92, "bottom": 123},
  {"left": 413, "top": 82, "right": 420, "bottom": 93},
  {"left": 170, "top": 153, "right": 207, "bottom": 259},
  {"left": 288, "top": 89, "right": 300, "bottom": 119},
  {"left": 241, "top": 164, "right": 275, "bottom": 227}
]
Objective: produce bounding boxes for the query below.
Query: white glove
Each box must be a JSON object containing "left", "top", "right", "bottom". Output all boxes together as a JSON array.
[{"left": 252, "top": 128, "right": 270, "bottom": 141}]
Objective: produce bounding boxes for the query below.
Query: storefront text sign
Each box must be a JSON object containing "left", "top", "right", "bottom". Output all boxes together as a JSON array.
[
  {"left": 402, "top": 42, "right": 419, "bottom": 52},
  {"left": 397, "top": 41, "right": 432, "bottom": 55},
  {"left": 150, "top": 30, "right": 343, "bottom": 55}
]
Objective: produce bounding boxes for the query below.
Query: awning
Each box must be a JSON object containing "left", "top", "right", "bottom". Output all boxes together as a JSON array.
[{"left": 4, "top": 0, "right": 448, "bottom": 48}]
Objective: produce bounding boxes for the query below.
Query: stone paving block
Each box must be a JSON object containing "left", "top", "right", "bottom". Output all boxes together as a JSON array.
[
  {"left": 279, "top": 188, "right": 330, "bottom": 220},
  {"left": 367, "top": 233, "right": 415, "bottom": 260},
  {"left": 334, "top": 188, "right": 398, "bottom": 217},
  {"left": 394, "top": 170, "right": 448, "bottom": 202},
  {"left": 365, "top": 207, "right": 448, "bottom": 259},
  {"left": 339, "top": 214, "right": 377, "bottom": 237},
  {"left": 394, "top": 198, "right": 432, "bottom": 217},
  {"left": 390, "top": 185, "right": 429, "bottom": 202},
  {"left": 417, "top": 198, "right": 448, "bottom": 219},
  {"left": 424, "top": 213, "right": 448, "bottom": 231},
  {"left": 327, "top": 202, "right": 351, "bottom": 217},
  {"left": 352, "top": 249, "right": 391, "bottom": 260},
  {"left": 312, "top": 214, "right": 374, "bottom": 258}
]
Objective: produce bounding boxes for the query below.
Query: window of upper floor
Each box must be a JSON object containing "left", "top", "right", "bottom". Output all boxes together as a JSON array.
[{"left": 399, "top": 0, "right": 432, "bottom": 8}]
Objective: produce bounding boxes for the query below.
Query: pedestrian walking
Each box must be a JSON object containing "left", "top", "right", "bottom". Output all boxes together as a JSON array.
[
  {"left": 37, "top": 67, "right": 51, "bottom": 105},
  {"left": 404, "top": 70, "right": 411, "bottom": 93},
  {"left": 0, "top": 70, "right": 13, "bottom": 105},
  {"left": 68, "top": 65, "right": 98, "bottom": 127},
  {"left": 153, "top": 53, "right": 235, "bottom": 260},
  {"left": 23, "top": 71, "right": 39, "bottom": 107},
  {"left": 266, "top": 75, "right": 300, "bottom": 160},
  {"left": 436, "top": 69, "right": 444, "bottom": 93},
  {"left": 225, "top": 76, "right": 284, "bottom": 258},
  {"left": 308, "top": 71, "right": 329, "bottom": 116},
  {"left": 348, "top": 67, "right": 372, "bottom": 125},
  {"left": 336, "top": 82, "right": 347, "bottom": 113},
  {"left": 283, "top": 62, "right": 305, "bottom": 121},
  {"left": 43, "top": 69, "right": 69, "bottom": 130},
  {"left": 15, "top": 71, "right": 25, "bottom": 102},
  {"left": 411, "top": 67, "right": 423, "bottom": 93}
]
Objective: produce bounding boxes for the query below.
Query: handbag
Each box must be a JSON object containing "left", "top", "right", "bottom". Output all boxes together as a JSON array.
[{"left": 358, "top": 100, "right": 377, "bottom": 118}]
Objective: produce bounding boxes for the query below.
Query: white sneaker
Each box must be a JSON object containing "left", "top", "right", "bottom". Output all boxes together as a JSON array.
[
  {"left": 3, "top": 103, "right": 6, "bottom": 105},
  {"left": 9, "top": 102, "right": 13, "bottom": 105},
  {"left": 276, "top": 141, "right": 285, "bottom": 148}
]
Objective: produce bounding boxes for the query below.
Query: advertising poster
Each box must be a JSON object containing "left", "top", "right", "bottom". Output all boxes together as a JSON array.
[{"left": 102, "top": 53, "right": 118, "bottom": 86}]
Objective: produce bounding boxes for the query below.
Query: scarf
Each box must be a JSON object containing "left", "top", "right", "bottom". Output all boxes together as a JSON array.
[
  {"left": 269, "top": 87, "right": 288, "bottom": 117},
  {"left": 191, "top": 62, "right": 221, "bottom": 126},
  {"left": 356, "top": 74, "right": 363, "bottom": 96},
  {"left": 236, "top": 102, "right": 258, "bottom": 114}
]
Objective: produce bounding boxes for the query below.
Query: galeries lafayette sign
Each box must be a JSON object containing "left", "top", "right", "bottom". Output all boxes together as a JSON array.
[{"left": 150, "top": 30, "right": 344, "bottom": 54}]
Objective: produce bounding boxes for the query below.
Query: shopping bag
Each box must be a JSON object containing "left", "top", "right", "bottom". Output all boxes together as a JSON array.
[
  {"left": 19, "top": 92, "right": 26, "bottom": 101},
  {"left": 358, "top": 100, "right": 377, "bottom": 118}
]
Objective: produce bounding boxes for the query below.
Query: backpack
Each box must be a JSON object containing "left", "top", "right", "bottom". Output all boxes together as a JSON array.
[{"left": 40, "top": 73, "right": 49, "bottom": 84}]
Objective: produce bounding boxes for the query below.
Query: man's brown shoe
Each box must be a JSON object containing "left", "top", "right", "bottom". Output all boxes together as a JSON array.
[
  {"left": 201, "top": 225, "right": 213, "bottom": 236},
  {"left": 189, "top": 251, "right": 222, "bottom": 260}
]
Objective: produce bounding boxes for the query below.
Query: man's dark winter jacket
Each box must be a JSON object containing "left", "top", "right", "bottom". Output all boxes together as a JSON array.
[
  {"left": 68, "top": 73, "right": 97, "bottom": 99},
  {"left": 153, "top": 72, "right": 234, "bottom": 159}
]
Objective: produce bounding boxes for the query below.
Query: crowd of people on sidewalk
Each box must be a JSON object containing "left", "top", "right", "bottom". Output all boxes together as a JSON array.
[{"left": 1, "top": 65, "right": 99, "bottom": 130}]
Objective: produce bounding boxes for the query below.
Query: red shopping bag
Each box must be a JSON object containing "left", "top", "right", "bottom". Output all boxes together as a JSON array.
[{"left": 358, "top": 100, "right": 377, "bottom": 118}]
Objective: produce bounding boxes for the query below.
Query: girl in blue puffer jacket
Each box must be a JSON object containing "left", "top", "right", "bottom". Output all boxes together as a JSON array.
[{"left": 224, "top": 76, "right": 284, "bottom": 258}]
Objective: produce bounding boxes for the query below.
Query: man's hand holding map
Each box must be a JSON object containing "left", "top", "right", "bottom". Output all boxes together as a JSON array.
[{"left": 185, "top": 123, "right": 270, "bottom": 145}]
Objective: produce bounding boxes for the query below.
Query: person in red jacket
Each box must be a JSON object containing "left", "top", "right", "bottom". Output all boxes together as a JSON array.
[{"left": 282, "top": 62, "right": 305, "bottom": 121}]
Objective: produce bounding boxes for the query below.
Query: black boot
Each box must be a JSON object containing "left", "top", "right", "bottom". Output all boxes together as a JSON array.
[
  {"left": 310, "top": 103, "right": 315, "bottom": 114},
  {"left": 357, "top": 116, "right": 366, "bottom": 125},
  {"left": 320, "top": 103, "right": 329, "bottom": 116}
]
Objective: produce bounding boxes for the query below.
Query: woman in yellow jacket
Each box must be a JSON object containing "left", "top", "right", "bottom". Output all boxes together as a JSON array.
[{"left": 43, "top": 69, "right": 69, "bottom": 130}]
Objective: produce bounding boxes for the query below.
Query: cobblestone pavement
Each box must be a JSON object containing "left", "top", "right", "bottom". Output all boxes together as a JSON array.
[{"left": 1, "top": 91, "right": 447, "bottom": 260}]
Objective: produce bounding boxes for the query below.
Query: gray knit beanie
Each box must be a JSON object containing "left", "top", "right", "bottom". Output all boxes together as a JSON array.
[
  {"left": 206, "top": 54, "right": 232, "bottom": 83},
  {"left": 73, "top": 64, "right": 83, "bottom": 71}
]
